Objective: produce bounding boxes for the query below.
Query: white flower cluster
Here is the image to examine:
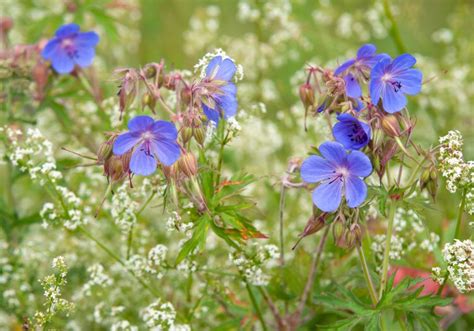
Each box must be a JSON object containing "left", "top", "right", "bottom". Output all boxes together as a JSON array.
[
  {"left": 229, "top": 244, "right": 279, "bottom": 286},
  {"left": 442, "top": 239, "right": 474, "bottom": 293},
  {"left": 141, "top": 300, "right": 190, "bottom": 331},
  {"left": 227, "top": 117, "right": 242, "bottom": 140},
  {"left": 111, "top": 320, "right": 138, "bottom": 331},
  {"left": 165, "top": 211, "right": 193, "bottom": 235},
  {"left": 127, "top": 245, "right": 168, "bottom": 280},
  {"left": 34, "top": 256, "right": 75, "bottom": 327},
  {"left": 111, "top": 183, "right": 138, "bottom": 233},
  {"left": 56, "top": 185, "right": 90, "bottom": 230},
  {"left": 4, "top": 127, "right": 61, "bottom": 185},
  {"left": 438, "top": 130, "right": 474, "bottom": 214},
  {"left": 81, "top": 264, "right": 113, "bottom": 297}
]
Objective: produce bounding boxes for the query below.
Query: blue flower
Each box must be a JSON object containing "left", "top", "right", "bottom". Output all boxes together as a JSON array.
[
  {"left": 41, "top": 23, "right": 99, "bottom": 74},
  {"left": 300, "top": 141, "right": 372, "bottom": 212},
  {"left": 369, "top": 54, "right": 423, "bottom": 113},
  {"left": 335, "top": 44, "right": 389, "bottom": 98},
  {"left": 113, "top": 115, "right": 181, "bottom": 176},
  {"left": 202, "top": 56, "right": 238, "bottom": 123},
  {"left": 333, "top": 114, "right": 371, "bottom": 150}
]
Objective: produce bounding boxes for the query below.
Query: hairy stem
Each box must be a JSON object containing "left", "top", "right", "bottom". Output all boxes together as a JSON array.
[
  {"left": 293, "top": 226, "right": 330, "bottom": 325},
  {"left": 245, "top": 282, "right": 268, "bottom": 331},
  {"left": 379, "top": 200, "right": 397, "bottom": 298},
  {"left": 127, "top": 190, "right": 157, "bottom": 259},
  {"left": 357, "top": 245, "right": 378, "bottom": 306}
]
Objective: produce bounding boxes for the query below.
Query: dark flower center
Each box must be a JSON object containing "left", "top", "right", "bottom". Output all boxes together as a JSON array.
[
  {"left": 347, "top": 123, "right": 367, "bottom": 144},
  {"left": 390, "top": 80, "right": 402, "bottom": 92}
]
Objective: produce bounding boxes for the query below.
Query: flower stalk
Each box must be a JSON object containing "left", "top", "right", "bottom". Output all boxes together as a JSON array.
[{"left": 379, "top": 200, "right": 397, "bottom": 298}]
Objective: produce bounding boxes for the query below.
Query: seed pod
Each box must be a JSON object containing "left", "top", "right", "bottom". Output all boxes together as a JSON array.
[
  {"left": 299, "top": 83, "right": 315, "bottom": 109},
  {"left": 180, "top": 127, "right": 193, "bottom": 144},
  {"left": 332, "top": 218, "right": 345, "bottom": 248},
  {"left": 97, "top": 135, "right": 117, "bottom": 163},
  {"left": 292, "top": 214, "right": 326, "bottom": 250},
  {"left": 381, "top": 114, "right": 401, "bottom": 137},
  {"left": 141, "top": 92, "right": 156, "bottom": 112},
  {"left": 344, "top": 223, "right": 362, "bottom": 248},
  {"left": 178, "top": 151, "right": 198, "bottom": 178},
  {"left": 193, "top": 127, "right": 205, "bottom": 146}
]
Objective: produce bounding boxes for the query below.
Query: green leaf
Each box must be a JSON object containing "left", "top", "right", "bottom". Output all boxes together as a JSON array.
[{"left": 175, "top": 216, "right": 209, "bottom": 265}]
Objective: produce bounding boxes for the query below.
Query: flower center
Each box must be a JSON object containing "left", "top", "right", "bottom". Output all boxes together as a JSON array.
[
  {"left": 141, "top": 131, "right": 154, "bottom": 141},
  {"left": 336, "top": 167, "right": 350, "bottom": 178},
  {"left": 382, "top": 73, "right": 402, "bottom": 93},
  {"left": 347, "top": 123, "right": 367, "bottom": 144}
]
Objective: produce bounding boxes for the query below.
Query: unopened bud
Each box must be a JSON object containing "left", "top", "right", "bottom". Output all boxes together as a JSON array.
[
  {"left": 180, "top": 127, "right": 193, "bottom": 144},
  {"left": 345, "top": 223, "right": 362, "bottom": 248},
  {"left": 292, "top": 214, "right": 326, "bottom": 249},
  {"left": 141, "top": 92, "right": 156, "bottom": 112},
  {"left": 97, "top": 135, "right": 117, "bottom": 163},
  {"left": 104, "top": 151, "right": 131, "bottom": 183},
  {"left": 381, "top": 114, "right": 401, "bottom": 137},
  {"left": 178, "top": 151, "right": 198, "bottom": 178},
  {"left": 193, "top": 127, "right": 205, "bottom": 146},
  {"left": 299, "top": 83, "right": 315, "bottom": 109},
  {"left": 332, "top": 218, "right": 345, "bottom": 248},
  {"left": 180, "top": 86, "right": 192, "bottom": 105},
  {"left": 420, "top": 166, "right": 438, "bottom": 201}
]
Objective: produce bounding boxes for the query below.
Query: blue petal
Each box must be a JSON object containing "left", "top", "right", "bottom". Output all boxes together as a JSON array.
[
  {"left": 319, "top": 141, "right": 347, "bottom": 166},
  {"left": 344, "top": 74, "right": 362, "bottom": 98},
  {"left": 130, "top": 146, "right": 157, "bottom": 176},
  {"left": 221, "top": 82, "right": 237, "bottom": 96},
  {"left": 113, "top": 132, "right": 140, "bottom": 155},
  {"left": 202, "top": 104, "right": 220, "bottom": 123},
  {"left": 382, "top": 85, "right": 407, "bottom": 113},
  {"left": 205, "top": 56, "right": 222, "bottom": 77},
  {"left": 41, "top": 38, "right": 60, "bottom": 59},
  {"left": 217, "top": 94, "right": 238, "bottom": 119},
  {"left": 55, "top": 23, "right": 80, "bottom": 37},
  {"left": 74, "top": 47, "right": 95, "bottom": 67},
  {"left": 128, "top": 115, "right": 154, "bottom": 132},
  {"left": 369, "top": 58, "right": 390, "bottom": 104},
  {"left": 214, "top": 58, "right": 237, "bottom": 81},
  {"left": 357, "top": 44, "right": 376, "bottom": 58},
  {"left": 76, "top": 31, "right": 99, "bottom": 47},
  {"left": 334, "top": 58, "right": 355, "bottom": 75},
  {"left": 206, "top": 56, "right": 237, "bottom": 81},
  {"left": 397, "top": 69, "right": 422, "bottom": 95},
  {"left": 50, "top": 49, "right": 75, "bottom": 74},
  {"left": 151, "top": 120, "right": 178, "bottom": 140},
  {"left": 333, "top": 114, "right": 370, "bottom": 150},
  {"left": 390, "top": 54, "right": 416, "bottom": 73},
  {"left": 345, "top": 175, "right": 367, "bottom": 208},
  {"left": 347, "top": 150, "right": 372, "bottom": 177},
  {"left": 312, "top": 180, "right": 343, "bottom": 212},
  {"left": 300, "top": 155, "right": 336, "bottom": 183},
  {"left": 151, "top": 139, "right": 181, "bottom": 166},
  {"left": 354, "top": 99, "right": 365, "bottom": 112},
  {"left": 363, "top": 53, "right": 390, "bottom": 69}
]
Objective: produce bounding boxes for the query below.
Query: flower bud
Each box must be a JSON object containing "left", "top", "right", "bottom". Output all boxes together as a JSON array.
[
  {"left": 193, "top": 127, "right": 205, "bottom": 146},
  {"left": 420, "top": 166, "right": 438, "bottom": 201},
  {"left": 178, "top": 151, "right": 198, "bottom": 178},
  {"left": 292, "top": 213, "right": 326, "bottom": 249},
  {"left": 299, "top": 83, "right": 315, "bottom": 109},
  {"left": 141, "top": 92, "right": 156, "bottom": 112},
  {"left": 103, "top": 151, "right": 131, "bottom": 183},
  {"left": 180, "top": 86, "right": 192, "bottom": 105},
  {"left": 345, "top": 223, "right": 362, "bottom": 248},
  {"left": 381, "top": 114, "right": 401, "bottom": 137},
  {"left": 180, "top": 127, "right": 193, "bottom": 144},
  {"left": 97, "top": 135, "right": 117, "bottom": 163},
  {"left": 332, "top": 217, "right": 345, "bottom": 248}
]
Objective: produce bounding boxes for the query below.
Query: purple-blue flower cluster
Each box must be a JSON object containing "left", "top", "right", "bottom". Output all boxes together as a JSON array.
[
  {"left": 301, "top": 142, "right": 372, "bottom": 212},
  {"left": 201, "top": 56, "right": 238, "bottom": 123},
  {"left": 41, "top": 23, "right": 99, "bottom": 74},
  {"left": 113, "top": 115, "right": 181, "bottom": 176}
]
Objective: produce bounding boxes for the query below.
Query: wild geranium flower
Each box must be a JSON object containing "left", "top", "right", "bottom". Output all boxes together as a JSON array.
[
  {"left": 335, "top": 44, "right": 389, "bottom": 98},
  {"left": 333, "top": 114, "right": 371, "bottom": 150},
  {"left": 41, "top": 23, "right": 99, "bottom": 74},
  {"left": 370, "top": 54, "right": 423, "bottom": 113},
  {"left": 113, "top": 115, "right": 180, "bottom": 176},
  {"left": 301, "top": 141, "right": 372, "bottom": 212},
  {"left": 201, "top": 56, "right": 237, "bottom": 123}
]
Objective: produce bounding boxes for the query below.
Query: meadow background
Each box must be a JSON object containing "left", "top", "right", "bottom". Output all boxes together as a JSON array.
[{"left": 0, "top": 0, "right": 473, "bottom": 330}]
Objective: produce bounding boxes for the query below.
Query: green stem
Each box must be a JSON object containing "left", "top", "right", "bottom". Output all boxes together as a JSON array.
[
  {"left": 383, "top": 0, "right": 407, "bottom": 53},
  {"left": 357, "top": 246, "right": 378, "bottom": 306},
  {"left": 245, "top": 282, "right": 268, "bottom": 331},
  {"left": 437, "top": 188, "right": 467, "bottom": 295},
  {"left": 379, "top": 200, "right": 397, "bottom": 298},
  {"left": 127, "top": 191, "right": 157, "bottom": 259}
]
